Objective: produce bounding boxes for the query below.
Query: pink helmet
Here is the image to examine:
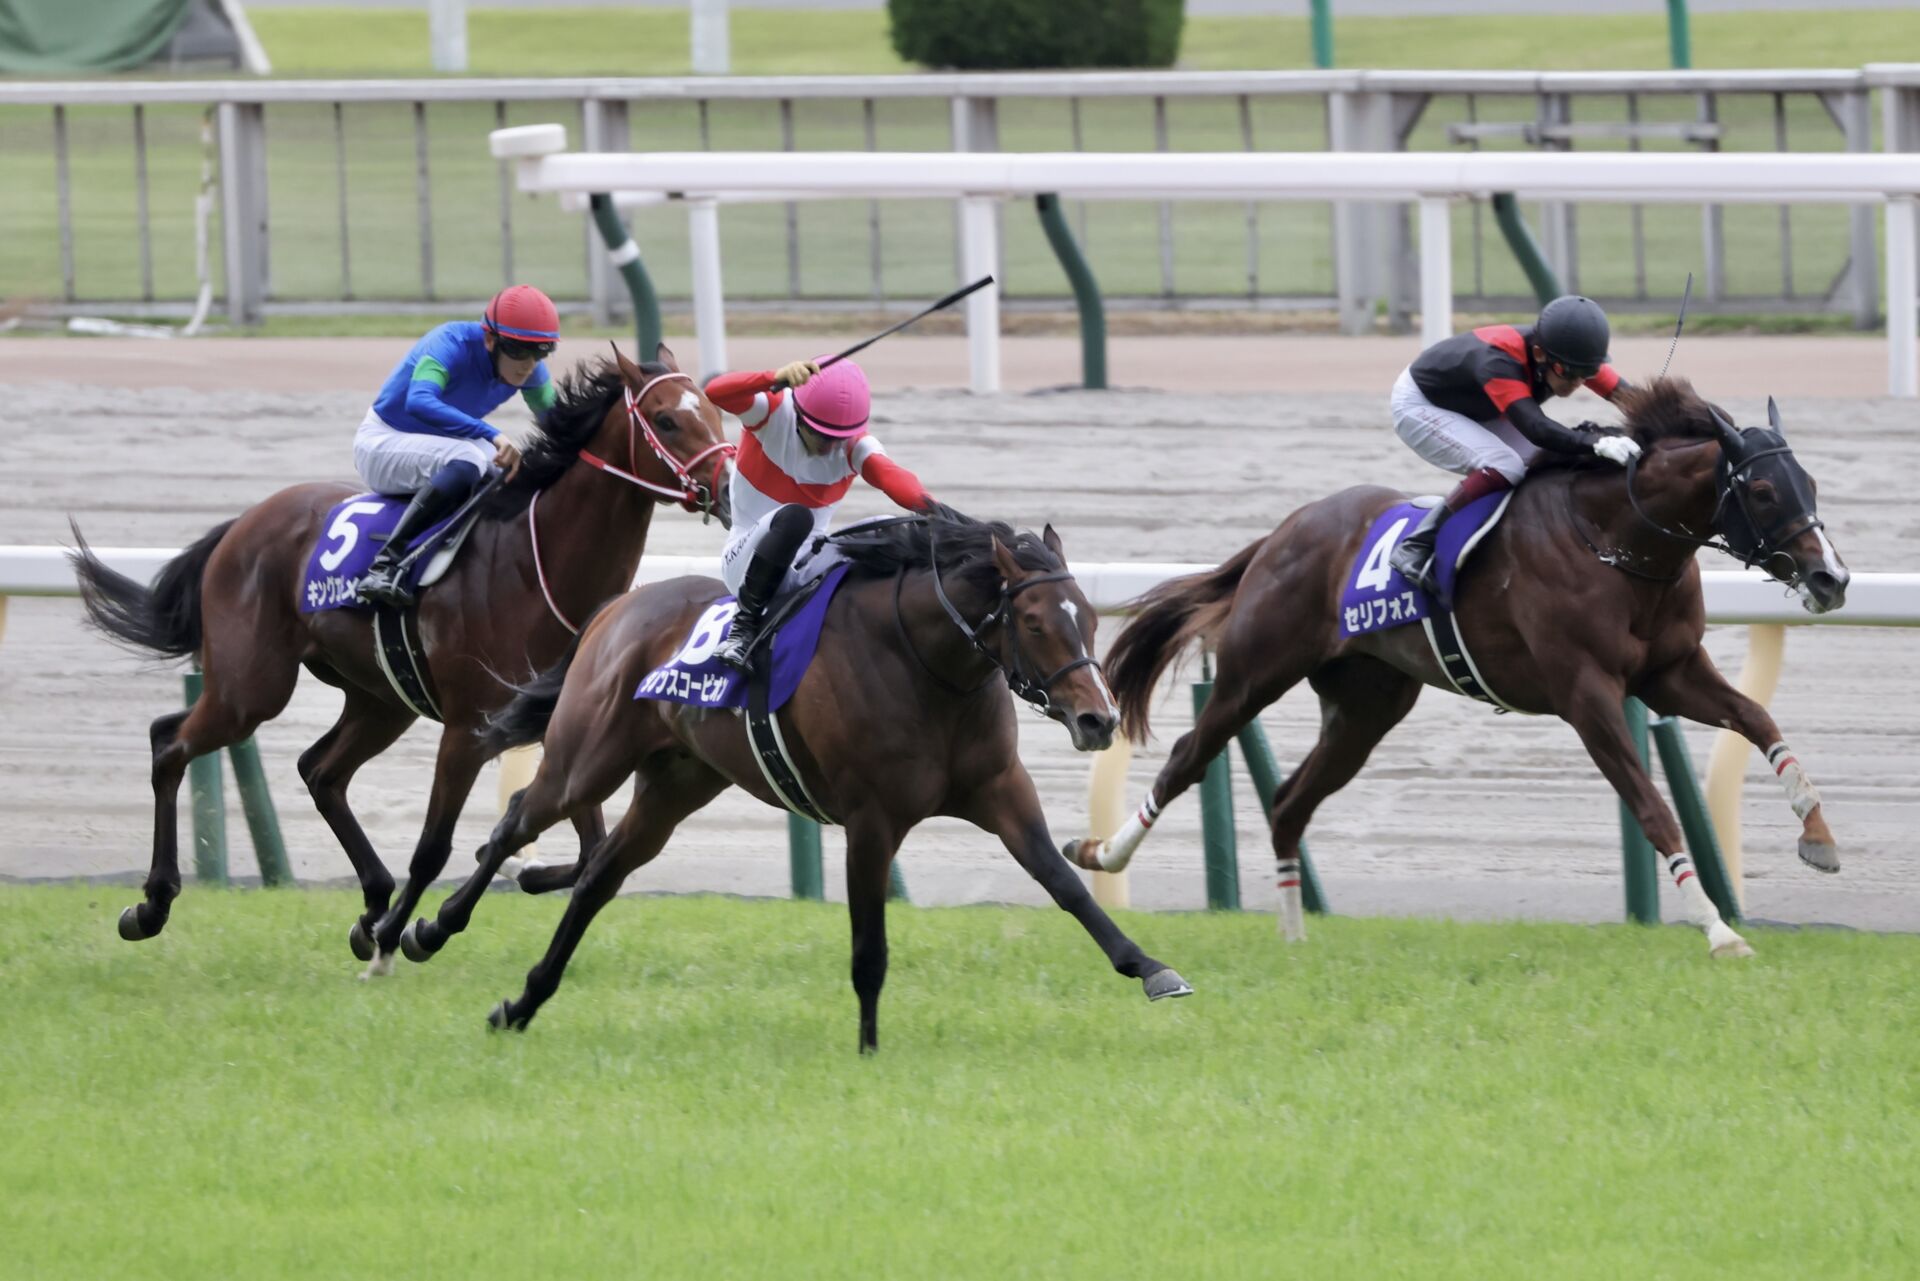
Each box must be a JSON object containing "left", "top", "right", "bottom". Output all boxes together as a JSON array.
[{"left": 792, "top": 359, "right": 870, "bottom": 438}]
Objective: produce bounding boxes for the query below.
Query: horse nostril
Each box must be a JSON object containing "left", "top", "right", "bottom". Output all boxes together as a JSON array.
[
  {"left": 1809, "top": 569, "right": 1846, "bottom": 604},
  {"left": 1075, "top": 711, "right": 1115, "bottom": 743}
]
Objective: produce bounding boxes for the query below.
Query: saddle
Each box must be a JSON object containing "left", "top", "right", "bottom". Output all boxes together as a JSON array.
[{"left": 300, "top": 484, "right": 493, "bottom": 721}]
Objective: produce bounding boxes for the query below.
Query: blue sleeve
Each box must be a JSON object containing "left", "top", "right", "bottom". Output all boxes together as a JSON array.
[{"left": 405, "top": 374, "right": 499, "bottom": 441}]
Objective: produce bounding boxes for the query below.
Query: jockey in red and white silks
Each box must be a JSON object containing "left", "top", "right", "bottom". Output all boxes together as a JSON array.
[{"left": 703, "top": 357, "right": 934, "bottom": 672}]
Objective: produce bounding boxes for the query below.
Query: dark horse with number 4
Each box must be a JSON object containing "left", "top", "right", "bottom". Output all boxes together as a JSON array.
[
  {"left": 400, "top": 507, "right": 1192, "bottom": 1052},
  {"left": 71, "top": 345, "right": 733, "bottom": 971},
  {"left": 1066, "top": 379, "right": 1848, "bottom": 958}
]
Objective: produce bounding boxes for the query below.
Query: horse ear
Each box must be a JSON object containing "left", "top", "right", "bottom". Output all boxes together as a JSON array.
[
  {"left": 1709, "top": 405, "right": 1743, "bottom": 451},
  {"left": 1042, "top": 523, "right": 1065, "bottom": 563},
  {"left": 655, "top": 342, "right": 680, "bottom": 373},
  {"left": 610, "top": 342, "right": 642, "bottom": 386},
  {"left": 1767, "top": 396, "right": 1785, "bottom": 434},
  {"left": 990, "top": 536, "right": 1022, "bottom": 585}
]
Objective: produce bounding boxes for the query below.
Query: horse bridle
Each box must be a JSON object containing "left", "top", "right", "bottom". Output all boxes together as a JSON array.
[
  {"left": 883, "top": 523, "right": 1099, "bottom": 714},
  {"left": 577, "top": 371, "right": 735, "bottom": 522},
  {"left": 1621, "top": 430, "right": 1822, "bottom": 586}
]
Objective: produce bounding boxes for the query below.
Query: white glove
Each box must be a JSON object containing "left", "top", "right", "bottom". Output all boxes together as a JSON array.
[
  {"left": 775, "top": 359, "right": 820, "bottom": 389},
  {"left": 1592, "top": 434, "right": 1642, "bottom": 466}
]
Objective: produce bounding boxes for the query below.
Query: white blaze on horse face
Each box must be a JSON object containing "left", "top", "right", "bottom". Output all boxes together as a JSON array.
[
  {"left": 677, "top": 389, "right": 701, "bottom": 416},
  {"left": 1061, "top": 600, "right": 1121, "bottom": 719}
]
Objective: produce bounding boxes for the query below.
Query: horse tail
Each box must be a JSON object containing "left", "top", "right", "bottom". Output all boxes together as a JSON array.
[
  {"left": 69, "top": 518, "right": 236, "bottom": 661},
  {"left": 479, "top": 627, "right": 590, "bottom": 755},
  {"left": 1105, "top": 539, "right": 1262, "bottom": 742}
]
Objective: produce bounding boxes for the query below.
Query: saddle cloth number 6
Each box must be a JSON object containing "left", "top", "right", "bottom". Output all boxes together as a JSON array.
[{"left": 674, "top": 600, "right": 741, "bottom": 666}]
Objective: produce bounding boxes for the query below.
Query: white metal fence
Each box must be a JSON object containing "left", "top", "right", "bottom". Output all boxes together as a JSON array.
[{"left": 3, "top": 67, "right": 1909, "bottom": 330}]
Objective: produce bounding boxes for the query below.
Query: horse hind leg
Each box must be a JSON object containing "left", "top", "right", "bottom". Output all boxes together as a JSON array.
[
  {"left": 488, "top": 756, "right": 727, "bottom": 1033},
  {"left": 297, "top": 690, "right": 416, "bottom": 961},
  {"left": 122, "top": 665, "right": 295, "bottom": 941},
  {"left": 1071, "top": 634, "right": 1314, "bottom": 874},
  {"left": 1265, "top": 658, "right": 1422, "bottom": 943}
]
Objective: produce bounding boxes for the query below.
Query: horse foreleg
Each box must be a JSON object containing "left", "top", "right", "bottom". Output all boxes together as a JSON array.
[
  {"left": 1640, "top": 647, "right": 1837, "bottom": 874},
  {"left": 362, "top": 733, "right": 486, "bottom": 978},
  {"left": 298, "top": 691, "right": 416, "bottom": 960},
  {"left": 1564, "top": 676, "right": 1753, "bottom": 959},
  {"left": 967, "top": 767, "right": 1192, "bottom": 1003},
  {"left": 842, "top": 816, "right": 901, "bottom": 1055}
]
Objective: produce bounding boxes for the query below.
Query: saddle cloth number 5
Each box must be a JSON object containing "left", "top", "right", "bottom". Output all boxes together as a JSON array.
[
  {"left": 1354, "top": 516, "right": 1412, "bottom": 593},
  {"left": 320, "top": 500, "right": 391, "bottom": 573},
  {"left": 674, "top": 600, "right": 741, "bottom": 666}
]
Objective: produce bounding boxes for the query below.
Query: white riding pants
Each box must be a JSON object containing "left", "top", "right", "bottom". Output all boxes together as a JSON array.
[
  {"left": 353, "top": 407, "right": 494, "bottom": 497},
  {"left": 1390, "top": 366, "right": 1538, "bottom": 485}
]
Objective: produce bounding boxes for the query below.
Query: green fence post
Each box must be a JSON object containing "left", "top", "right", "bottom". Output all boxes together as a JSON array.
[
  {"left": 1309, "top": 0, "right": 1334, "bottom": 69},
  {"left": 1233, "top": 721, "right": 1330, "bottom": 914},
  {"left": 589, "top": 192, "right": 662, "bottom": 356},
  {"left": 1619, "top": 698, "right": 1660, "bottom": 925},
  {"left": 182, "top": 671, "right": 227, "bottom": 886},
  {"left": 1192, "top": 661, "right": 1241, "bottom": 911},
  {"left": 227, "top": 739, "right": 294, "bottom": 887},
  {"left": 887, "top": 860, "right": 910, "bottom": 904},
  {"left": 1490, "top": 192, "right": 1563, "bottom": 306},
  {"left": 788, "top": 814, "right": 824, "bottom": 901},
  {"left": 1666, "top": 0, "right": 1692, "bottom": 70},
  {"left": 1650, "top": 716, "right": 1740, "bottom": 923},
  {"left": 1034, "top": 193, "right": 1107, "bottom": 389}
]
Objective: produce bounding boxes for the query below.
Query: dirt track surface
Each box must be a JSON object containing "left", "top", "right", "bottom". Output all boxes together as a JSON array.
[{"left": 4, "top": 337, "right": 1917, "bottom": 935}]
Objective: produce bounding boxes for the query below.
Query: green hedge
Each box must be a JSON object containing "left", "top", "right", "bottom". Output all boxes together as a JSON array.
[{"left": 886, "top": 0, "right": 1184, "bottom": 71}]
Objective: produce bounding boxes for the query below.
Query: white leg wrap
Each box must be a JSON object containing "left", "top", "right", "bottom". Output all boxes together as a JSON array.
[
  {"left": 1275, "top": 858, "right": 1306, "bottom": 943},
  {"left": 1767, "top": 742, "right": 1821, "bottom": 820},
  {"left": 1098, "top": 794, "right": 1160, "bottom": 872},
  {"left": 1668, "top": 852, "right": 1749, "bottom": 955}
]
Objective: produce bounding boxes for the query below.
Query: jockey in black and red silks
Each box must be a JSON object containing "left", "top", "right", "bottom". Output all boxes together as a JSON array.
[{"left": 1388, "top": 294, "right": 1639, "bottom": 595}]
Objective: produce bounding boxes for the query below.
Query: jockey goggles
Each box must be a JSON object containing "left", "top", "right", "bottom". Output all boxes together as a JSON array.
[{"left": 495, "top": 335, "right": 556, "bottom": 361}]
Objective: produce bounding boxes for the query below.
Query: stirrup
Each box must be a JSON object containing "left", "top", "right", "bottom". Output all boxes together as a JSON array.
[{"left": 356, "top": 562, "right": 414, "bottom": 607}]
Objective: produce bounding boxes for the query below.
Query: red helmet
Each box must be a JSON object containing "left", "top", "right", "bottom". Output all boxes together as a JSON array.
[{"left": 483, "top": 285, "right": 560, "bottom": 344}]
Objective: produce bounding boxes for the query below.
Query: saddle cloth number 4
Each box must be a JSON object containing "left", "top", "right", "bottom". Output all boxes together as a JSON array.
[
  {"left": 674, "top": 600, "right": 741, "bottom": 666},
  {"left": 1355, "top": 516, "right": 1412, "bottom": 593}
]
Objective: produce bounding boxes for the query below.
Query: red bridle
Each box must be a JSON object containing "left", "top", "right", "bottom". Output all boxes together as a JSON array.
[
  {"left": 577, "top": 371, "right": 734, "bottom": 520},
  {"left": 531, "top": 370, "right": 736, "bottom": 634}
]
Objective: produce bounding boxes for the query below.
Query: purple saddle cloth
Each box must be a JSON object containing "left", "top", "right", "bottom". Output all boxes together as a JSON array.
[
  {"left": 300, "top": 493, "right": 460, "bottom": 614},
  {"left": 634, "top": 562, "right": 852, "bottom": 712},
  {"left": 1338, "top": 491, "right": 1511, "bottom": 638}
]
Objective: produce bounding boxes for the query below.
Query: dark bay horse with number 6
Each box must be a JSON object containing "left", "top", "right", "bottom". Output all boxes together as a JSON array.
[
  {"left": 70, "top": 345, "right": 733, "bottom": 970},
  {"left": 1067, "top": 379, "right": 1848, "bottom": 959},
  {"left": 404, "top": 508, "right": 1192, "bottom": 1053}
]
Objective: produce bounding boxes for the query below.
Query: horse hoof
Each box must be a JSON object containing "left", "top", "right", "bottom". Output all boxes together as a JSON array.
[
  {"left": 358, "top": 949, "right": 396, "bottom": 981},
  {"left": 1798, "top": 838, "right": 1841, "bottom": 874},
  {"left": 486, "top": 1000, "right": 524, "bottom": 1033},
  {"left": 348, "top": 920, "right": 375, "bottom": 962},
  {"left": 1061, "top": 839, "right": 1102, "bottom": 871},
  {"left": 1143, "top": 967, "right": 1194, "bottom": 1001},
  {"left": 399, "top": 919, "right": 439, "bottom": 964},
  {"left": 1711, "top": 935, "right": 1757, "bottom": 960},
  {"left": 117, "top": 905, "right": 153, "bottom": 942}
]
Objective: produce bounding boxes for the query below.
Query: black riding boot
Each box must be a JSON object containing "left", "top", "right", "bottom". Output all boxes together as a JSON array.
[
  {"left": 1388, "top": 501, "right": 1452, "bottom": 598},
  {"left": 356, "top": 483, "right": 463, "bottom": 608},
  {"left": 715, "top": 505, "right": 815, "bottom": 673}
]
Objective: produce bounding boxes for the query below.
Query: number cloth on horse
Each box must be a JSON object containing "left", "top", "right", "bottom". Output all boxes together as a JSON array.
[
  {"left": 1338, "top": 491, "right": 1512, "bottom": 636},
  {"left": 299, "top": 491, "right": 475, "bottom": 613},
  {"left": 635, "top": 562, "right": 851, "bottom": 712}
]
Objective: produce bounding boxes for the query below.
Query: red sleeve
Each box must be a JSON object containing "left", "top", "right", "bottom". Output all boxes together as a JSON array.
[
  {"left": 1584, "top": 365, "right": 1623, "bottom": 399},
  {"left": 704, "top": 369, "right": 779, "bottom": 415},
  {"left": 859, "top": 452, "right": 932, "bottom": 512},
  {"left": 1482, "top": 378, "right": 1533, "bottom": 413}
]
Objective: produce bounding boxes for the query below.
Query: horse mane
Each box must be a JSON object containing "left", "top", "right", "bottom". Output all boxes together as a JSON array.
[
  {"left": 828, "top": 504, "right": 1062, "bottom": 592},
  {"left": 1530, "top": 376, "right": 1728, "bottom": 475},
  {"left": 482, "top": 357, "right": 667, "bottom": 518}
]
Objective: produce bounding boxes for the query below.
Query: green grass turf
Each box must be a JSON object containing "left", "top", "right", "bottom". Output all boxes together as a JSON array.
[
  {"left": 0, "top": 9, "right": 1902, "bottom": 314},
  {"left": 2, "top": 883, "right": 1915, "bottom": 1278}
]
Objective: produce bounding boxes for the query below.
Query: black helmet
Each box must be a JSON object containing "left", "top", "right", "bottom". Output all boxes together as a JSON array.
[{"left": 1534, "top": 295, "right": 1611, "bottom": 374}]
